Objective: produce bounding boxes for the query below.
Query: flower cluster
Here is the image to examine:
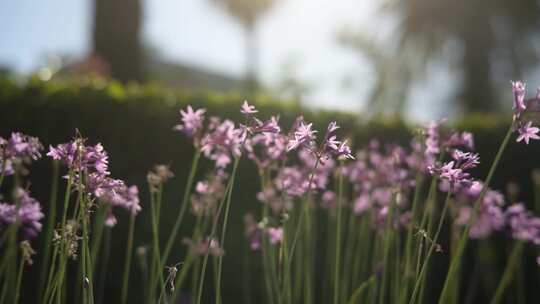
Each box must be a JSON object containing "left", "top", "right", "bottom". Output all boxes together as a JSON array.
[
  {"left": 452, "top": 181, "right": 506, "bottom": 238},
  {"left": 0, "top": 132, "right": 43, "bottom": 176},
  {"left": 182, "top": 237, "right": 224, "bottom": 257},
  {"left": 287, "top": 119, "right": 354, "bottom": 161},
  {"left": 243, "top": 213, "right": 284, "bottom": 250},
  {"left": 48, "top": 137, "right": 141, "bottom": 224},
  {"left": 191, "top": 171, "right": 228, "bottom": 216},
  {"left": 147, "top": 164, "right": 174, "bottom": 193},
  {"left": 344, "top": 141, "right": 414, "bottom": 227},
  {"left": 505, "top": 203, "right": 540, "bottom": 244},
  {"left": 200, "top": 118, "right": 244, "bottom": 168},
  {"left": 173, "top": 105, "right": 206, "bottom": 138},
  {"left": 0, "top": 188, "right": 44, "bottom": 239},
  {"left": 511, "top": 81, "right": 540, "bottom": 145}
]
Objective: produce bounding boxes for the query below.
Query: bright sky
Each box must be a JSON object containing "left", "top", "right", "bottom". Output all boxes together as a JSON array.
[{"left": 0, "top": 0, "right": 451, "bottom": 121}]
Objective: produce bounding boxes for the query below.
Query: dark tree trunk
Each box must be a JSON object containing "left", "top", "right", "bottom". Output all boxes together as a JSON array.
[
  {"left": 460, "top": 16, "right": 495, "bottom": 113},
  {"left": 93, "top": 0, "right": 143, "bottom": 82}
]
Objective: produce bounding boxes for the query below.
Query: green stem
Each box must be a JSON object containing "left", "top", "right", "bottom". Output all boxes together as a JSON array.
[
  {"left": 195, "top": 157, "right": 240, "bottom": 304},
  {"left": 489, "top": 241, "right": 524, "bottom": 304},
  {"left": 379, "top": 196, "right": 397, "bottom": 304},
  {"left": 400, "top": 174, "right": 424, "bottom": 303},
  {"left": 121, "top": 213, "right": 136, "bottom": 304},
  {"left": 438, "top": 124, "right": 513, "bottom": 304},
  {"left": 96, "top": 227, "right": 111, "bottom": 304},
  {"left": 409, "top": 190, "right": 452, "bottom": 304},
  {"left": 157, "top": 151, "right": 200, "bottom": 275},
  {"left": 333, "top": 166, "right": 344, "bottom": 304},
  {"left": 215, "top": 157, "right": 241, "bottom": 304},
  {"left": 14, "top": 251, "right": 25, "bottom": 304},
  {"left": 39, "top": 160, "right": 60, "bottom": 301}
]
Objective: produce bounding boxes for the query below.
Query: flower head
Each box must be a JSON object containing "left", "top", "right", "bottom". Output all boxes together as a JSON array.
[
  {"left": 512, "top": 81, "right": 527, "bottom": 116},
  {"left": 0, "top": 188, "right": 44, "bottom": 239},
  {"left": 174, "top": 105, "right": 206, "bottom": 137},
  {"left": 240, "top": 100, "right": 258, "bottom": 115},
  {"left": 516, "top": 121, "right": 540, "bottom": 145},
  {"left": 287, "top": 120, "right": 317, "bottom": 151}
]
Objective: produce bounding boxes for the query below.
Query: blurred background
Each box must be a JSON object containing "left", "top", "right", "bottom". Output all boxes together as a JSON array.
[
  {"left": 3, "top": 0, "right": 540, "bottom": 120},
  {"left": 2, "top": 1, "right": 540, "bottom": 303}
]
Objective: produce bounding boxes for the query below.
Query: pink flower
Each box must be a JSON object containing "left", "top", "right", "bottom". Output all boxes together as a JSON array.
[
  {"left": 173, "top": 105, "right": 206, "bottom": 137},
  {"left": 267, "top": 227, "right": 284, "bottom": 245},
  {"left": 511, "top": 81, "right": 526, "bottom": 116},
  {"left": 516, "top": 121, "right": 540, "bottom": 144},
  {"left": 240, "top": 100, "right": 258, "bottom": 115},
  {"left": 287, "top": 121, "right": 317, "bottom": 151}
]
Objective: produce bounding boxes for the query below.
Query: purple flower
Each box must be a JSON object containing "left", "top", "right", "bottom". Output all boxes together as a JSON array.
[
  {"left": 200, "top": 118, "right": 243, "bottom": 168},
  {"left": 287, "top": 120, "right": 317, "bottom": 151},
  {"left": 0, "top": 188, "right": 44, "bottom": 239},
  {"left": 354, "top": 194, "right": 370, "bottom": 215},
  {"left": 506, "top": 203, "right": 540, "bottom": 244},
  {"left": 512, "top": 81, "right": 527, "bottom": 116},
  {"left": 47, "top": 140, "right": 109, "bottom": 175},
  {"left": 240, "top": 100, "right": 258, "bottom": 115},
  {"left": 0, "top": 133, "right": 43, "bottom": 175},
  {"left": 429, "top": 150, "right": 478, "bottom": 188},
  {"left": 104, "top": 212, "right": 117, "bottom": 227},
  {"left": 191, "top": 170, "right": 228, "bottom": 216},
  {"left": 516, "top": 121, "right": 540, "bottom": 145},
  {"left": 3, "top": 132, "right": 43, "bottom": 160},
  {"left": 267, "top": 227, "right": 284, "bottom": 245},
  {"left": 182, "top": 237, "right": 224, "bottom": 257},
  {"left": 445, "top": 131, "right": 474, "bottom": 150},
  {"left": 173, "top": 105, "right": 206, "bottom": 137}
]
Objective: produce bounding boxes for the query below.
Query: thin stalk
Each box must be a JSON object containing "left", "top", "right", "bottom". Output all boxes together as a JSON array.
[
  {"left": 400, "top": 174, "right": 424, "bottom": 303},
  {"left": 80, "top": 195, "right": 95, "bottom": 304},
  {"left": 96, "top": 227, "right": 111, "bottom": 304},
  {"left": 438, "top": 125, "right": 513, "bottom": 304},
  {"left": 42, "top": 246, "right": 59, "bottom": 304},
  {"left": 489, "top": 241, "right": 524, "bottom": 304},
  {"left": 262, "top": 205, "right": 277, "bottom": 304},
  {"left": 195, "top": 157, "right": 240, "bottom": 304},
  {"left": 157, "top": 151, "right": 200, "bottom": 277},
  {"left": 170, "top": 254, "right": 194, "bottom": 301},
  {"left": 409, "top": 190, "right": 452, "bottom": 304},
  {"left": 379, "top": 196, "right": 397, "bottom": 304},
  {"left": 333, "top": 166, "right": 344, "bottom": 304},
  {"left": 242, "top": 243, "right": 252, "bottom": 304},
  {"left": 283, "top": 157, "right": 320, "bottom": 288},
  {"left": 121, "top": 213, "right": 136, "bottom": 304},
  {"left": 39, "top": 160, "right": 60, "bottom": 301},
  {"left": 14, "top": 252, "right": 25, "bottom": 304},
  {"left": 215, "top": 157, "right": 242, "bottom": 304}
]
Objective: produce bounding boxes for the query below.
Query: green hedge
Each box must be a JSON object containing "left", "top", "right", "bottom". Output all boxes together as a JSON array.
[{"left": 0, "top": 77, "right": 538, "bottom": 303}]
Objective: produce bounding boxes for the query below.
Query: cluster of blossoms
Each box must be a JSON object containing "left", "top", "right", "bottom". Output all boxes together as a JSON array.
[
  {"left": 0, "top": 132, "right": 44, "bottom": 241},
  {"left": 182, "top": 237, "right": 224, "bottom": 257},
  {"left": 190, "top": 171, "right": 228, "bottom": 216},
  {"left": 452, "top": 181, "right": 506, "bottom": 238},
  {"left": 147, "top": 164, "right": 174, "bottom": 193},
  {"left": 287, "top": 118, "right": 354, "bottom": 161},
  {"left": 512, "top": 81, "right": 540, "bottom": 145},
  {"left": 48, "top": 137, "right": 140, "bottom": 226},
  {"left": 0, "top": 187, "right": 44, "bottom": 239},
  {"left": 0, "top": 132, "right": 43, "bottom": 176},
  {"left": 344, "top": 141, "right": 415, "bottom": 228},
  {"left": 243, "top": 213, "right": 284, "bottom": 250},
  {"left": 505, "top": 203, "right": 540, "bottom": 246}
]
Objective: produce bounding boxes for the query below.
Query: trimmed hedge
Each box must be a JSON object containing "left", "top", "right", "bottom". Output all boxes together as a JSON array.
[{"left": 1, "top": 76, "right": 539, "bottom": 303}]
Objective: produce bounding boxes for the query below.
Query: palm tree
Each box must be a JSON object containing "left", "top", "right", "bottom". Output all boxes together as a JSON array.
[
  {"left": 390, "top": 0, "right": 540, "bottom": 113},
  {"left": 211, "top": 0, "right": 278, "bottom": 93}
]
